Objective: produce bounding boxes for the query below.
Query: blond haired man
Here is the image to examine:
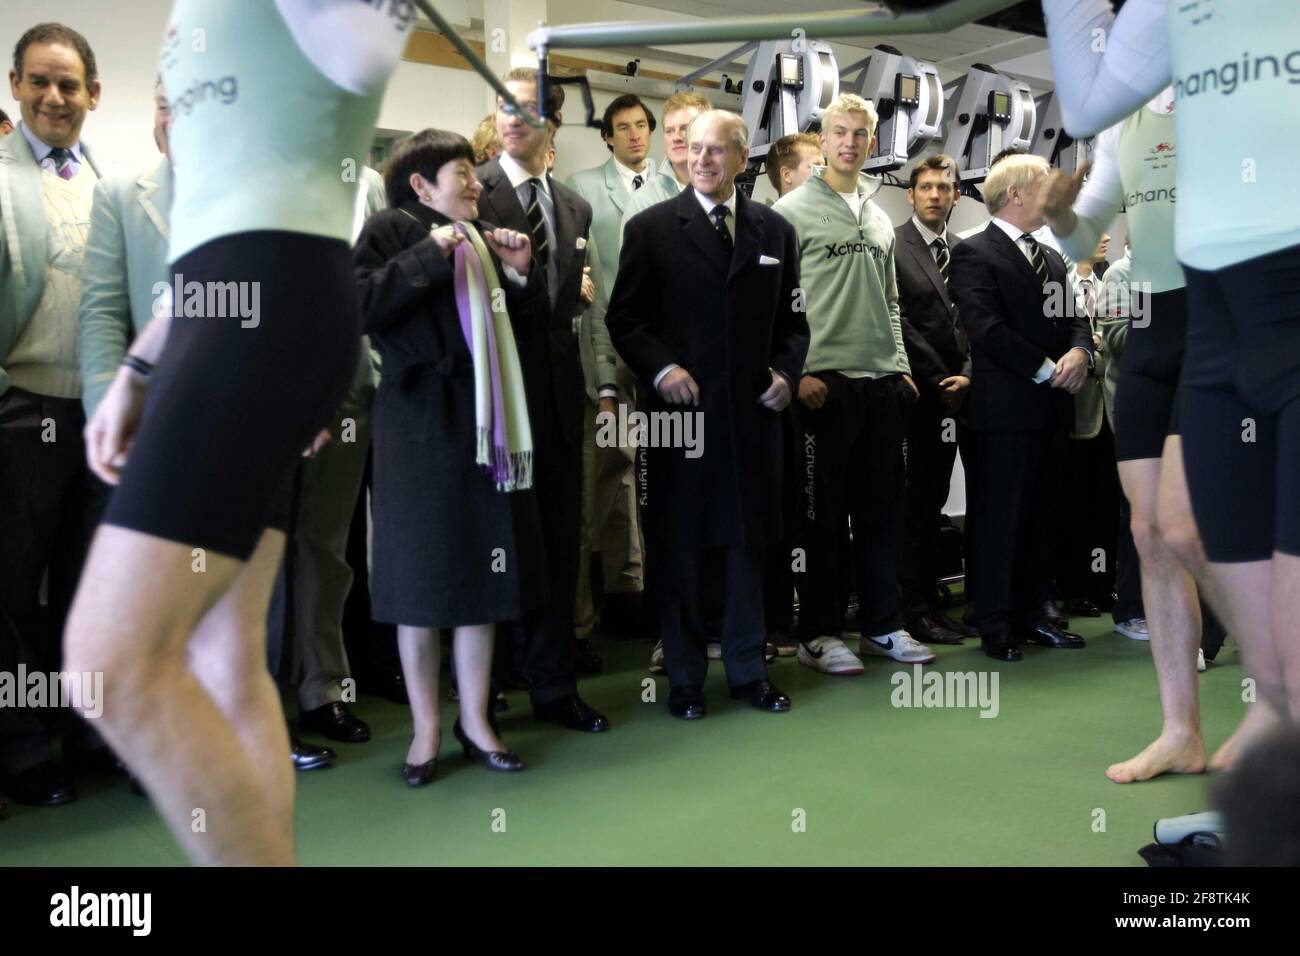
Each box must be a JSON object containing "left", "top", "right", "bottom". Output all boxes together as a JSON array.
[
  {"left": 771, "top": 93, "right": 933, "bottom": 675},
  {"left": 947, "top": 151, "right": 1094, "bottom": 662}
]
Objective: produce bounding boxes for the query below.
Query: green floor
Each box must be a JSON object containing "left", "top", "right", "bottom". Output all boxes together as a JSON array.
[{"left": 0, "top": 612, "right": 1245, "bottom": 866}]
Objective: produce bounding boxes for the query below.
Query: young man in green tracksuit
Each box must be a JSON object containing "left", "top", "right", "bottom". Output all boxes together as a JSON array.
[{"left": 772, "top": 93, "right": 936, "bottom": 675}]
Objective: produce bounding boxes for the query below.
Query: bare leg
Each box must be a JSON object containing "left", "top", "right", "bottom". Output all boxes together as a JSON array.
[
  {"left": 397, "top": 625, "right": 441, "bottom": 765},
  {"left": 1276, "top": 551, "right": 1300, "bottom": 722},
  {"left": 1157, "top": 434, "right": 1284, "bottom": 767},
  {"left": 186, "top": 530, "right": 295, "bottom": 835},
  {"left": 453, "top": 624, "right": 506, "bottom": 752},
  {"left": 1106, "top": 455, "right": 1206, "bottom": 783},
  {"left": 64, "top": 525, "right": 294, "bottom": 865}
]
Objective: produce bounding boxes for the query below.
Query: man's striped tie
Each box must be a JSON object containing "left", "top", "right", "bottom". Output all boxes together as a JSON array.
[
  {"left": 933, "top": 238, "right": 950, "bottom": 284},
  {"left": 48, "top": 147, "right": 75, "bottom": 180},
  {"left": 1021, "top": 233, "right": 1050, "bottom": 286},
  {"left": 526, "top": 177, "right": 549, "bottom": 269}
]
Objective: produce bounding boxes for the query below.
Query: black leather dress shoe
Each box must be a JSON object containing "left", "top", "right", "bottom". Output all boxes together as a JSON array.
[
  {"left": 667, "top": 686, "right": 707, "bottom": 720},
  {"left": 1021, "top": 620, "right": 1086, "bottom": 649},
  {"left": 2, "top": 760, "right": 76, "bottom": 807},
  {"left": 728, "top": 680, "right": 791, "bottom": 712},
  {"left": 574, "top": 639, "right": 604, "bottom": 674},
  {"left": 1041, "top": 601, "right": 1070, "bottom": 628},
  {"left": 533, "top": 694, "right": 610, "bottom": 732},
  {"left": 1064, "top": 598, "right": 1102, "bottom": 617},
  {"left": 910, "top": 613, "right": 965, "bottom": 646},
  {"left": 980, "top": 633, "right": 1022, "bottom": 662},
  {"left": 299, "top": 702, "right": 371, "bottom": 743},
  {"left": 931, "top": 609, "right": 978, "bottom": 638},
  {"left": 291, "top": 737, "right": 335, "bottom": 771}
]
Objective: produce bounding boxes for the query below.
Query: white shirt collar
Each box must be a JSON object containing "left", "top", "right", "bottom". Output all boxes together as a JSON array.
[
  {"left": 910, "top": 214, "right": 947, "bottom": 247},
  {"left": 991, "top": 215, "right": 1030, "bottom": 244},
  {"left": 694, "top": 187, "right": 736, "bottom": 221},
  {"left": 614, "top": 157, "right": 653, "bottom": 192},
  {"left": 498, "top": 150, "right": 550, "bottom": 195}
]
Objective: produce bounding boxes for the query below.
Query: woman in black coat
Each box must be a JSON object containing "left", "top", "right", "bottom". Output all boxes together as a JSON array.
[{"left": 354, "top": 129, "right": 546, "bottom": 785}]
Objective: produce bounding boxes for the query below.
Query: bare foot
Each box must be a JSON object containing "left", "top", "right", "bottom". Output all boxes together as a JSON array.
[
  {"left": 1210, "top": 703, "right": 1277, "bottom": 771},
  {"left": 1106, "top": 731, "right": 1207, "bottom": 783}
]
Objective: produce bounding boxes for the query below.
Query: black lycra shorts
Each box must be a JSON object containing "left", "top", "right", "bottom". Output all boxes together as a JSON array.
[
  {"left": 1177, "top": 243, "right": 1300, "bottom": 563},
  {"left": 1113, "top": 287, "right": 1187, "bottom": 462},
  {"left": 103, "top": 231, "right": 359, "bottom": 560}
]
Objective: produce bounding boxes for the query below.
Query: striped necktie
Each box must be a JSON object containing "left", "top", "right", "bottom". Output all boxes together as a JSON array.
[
  {"left": 1021, "top": 233, "right": 1050, "bottom": 286},
  {"left": 710, "top": 204, "right": 733, "bottom": 254},
  {"left": 48, "top": 147, "right": 75, "bottom": 180},
  {"left": 932, "top": 238, "right": 950, "bottom": 284},
  {"left": 632, "top": 174, "right": 644, "bottom": 190},
  {"left": 525, "top": 177, "right": 549, "bottom": 270}
]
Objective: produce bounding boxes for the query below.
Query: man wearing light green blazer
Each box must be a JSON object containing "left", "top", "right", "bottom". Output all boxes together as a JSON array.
[
  {"left": 1, "top": 23, "right": 105, "bottom": 807},
  {"left": 563, "top": 94, "right": 660, "bottom": 649},
  {"left": 79, "top": 155, "right": 171, "bottom": 417}
]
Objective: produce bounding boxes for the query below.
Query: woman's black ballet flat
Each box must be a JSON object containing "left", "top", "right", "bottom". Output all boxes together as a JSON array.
[
  {"left": 453, "top": 721, "right": 525, "bottom": 773},
  {"left": 401, "top": 758, "right": 438, "bottom": 787}
]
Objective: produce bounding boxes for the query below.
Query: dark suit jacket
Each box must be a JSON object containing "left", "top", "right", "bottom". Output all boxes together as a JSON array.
[
  {"left": 947, "top": 222, "right": 1091, "bottom": 432},
  {"left": 894, "top": 219, "right": 972, "bottom": 397},
  {"left": 475, "top": 158, "right": 592, "bottom": 450},
  {"left": 606, "top": 186, "right": 809, "bottom": 548}
]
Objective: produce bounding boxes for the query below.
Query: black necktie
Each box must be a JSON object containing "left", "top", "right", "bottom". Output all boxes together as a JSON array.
[
  {"left": 932, "top": 238, "right": 950, "bottom": 284},
  {"left": 526, "top": 178, "right": 549, "bottom": 270},
  {"left": 1021, "top": 233, "right": 1050, "bottom": 286},
  {"left": 632, "top": 174, "right": 644, "bottom": 190},
  {"left": 710, "top": 204, "right": 733, "bottom": 254}
]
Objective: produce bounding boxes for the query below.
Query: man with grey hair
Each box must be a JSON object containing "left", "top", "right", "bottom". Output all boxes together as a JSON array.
[
  {"left": 607, "top": 110, "right": 808, "bottom": 718},
  {"left": 948, "top": 153, "right": 1093, "bottom": 662}
]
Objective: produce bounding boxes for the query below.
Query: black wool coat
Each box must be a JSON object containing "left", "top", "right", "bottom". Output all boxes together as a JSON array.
[
  {"left": 606, "top": 186, "right": 809, "bottom": 549},
  {"left": 354, "top": 200, "right": 548, "bottom": 626}
]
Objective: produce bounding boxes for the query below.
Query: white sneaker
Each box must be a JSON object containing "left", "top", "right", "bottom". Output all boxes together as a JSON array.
[
  {"left": 797, "top": 636, "right": 864, "bottom": 675},
  {"left": 857, "top": 629, "right": 936, "bottom": 664},
  {"left": 1115, "top": 617, "right": 1150, "bottom": 641},
  {"left": 1197, "top": 647, "right": 1207, "bottom": 672},
  {"left": 649, "top": 640, "right": 665, "bottom": 674},
  {"left": 706, "top": 641, "right": 722, "bottom": 660}
]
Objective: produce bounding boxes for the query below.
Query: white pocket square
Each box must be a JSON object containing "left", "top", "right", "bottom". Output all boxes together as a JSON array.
[
  {"left": 576, "top": 237, "right": 588, "bottom": 250},
  {"left": 759, "top": 254, "right": 780, "bottom": 266}
]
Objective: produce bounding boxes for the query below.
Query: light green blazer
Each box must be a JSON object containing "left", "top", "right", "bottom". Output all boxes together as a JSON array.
[
  {"left": 563, "top": 157, "right": 627, "bottom": 403},
  {"left": 1, "top": 125, "right": 106, "bottom": 395},
  {"left": 79, "top": 156, "right": 173, "bottom": 416}
]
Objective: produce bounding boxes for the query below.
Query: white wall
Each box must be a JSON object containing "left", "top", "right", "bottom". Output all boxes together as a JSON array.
[{"left": 0, "top": 0, "right": 668, "bottom": 179}]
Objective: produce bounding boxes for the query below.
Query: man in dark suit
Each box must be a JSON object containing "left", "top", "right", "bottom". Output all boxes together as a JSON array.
[
  {"left": 475, "top": 68, "right": 608, "bottom": 732},
  {"left": 607, "top": 110, "right": 809, "bottom": 719},
  {"left": 894, "top": 154, "right": 975, "bottom": 646},
  {"left": 947, "top": 153, "right": 1093, "bottom": 662}
]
